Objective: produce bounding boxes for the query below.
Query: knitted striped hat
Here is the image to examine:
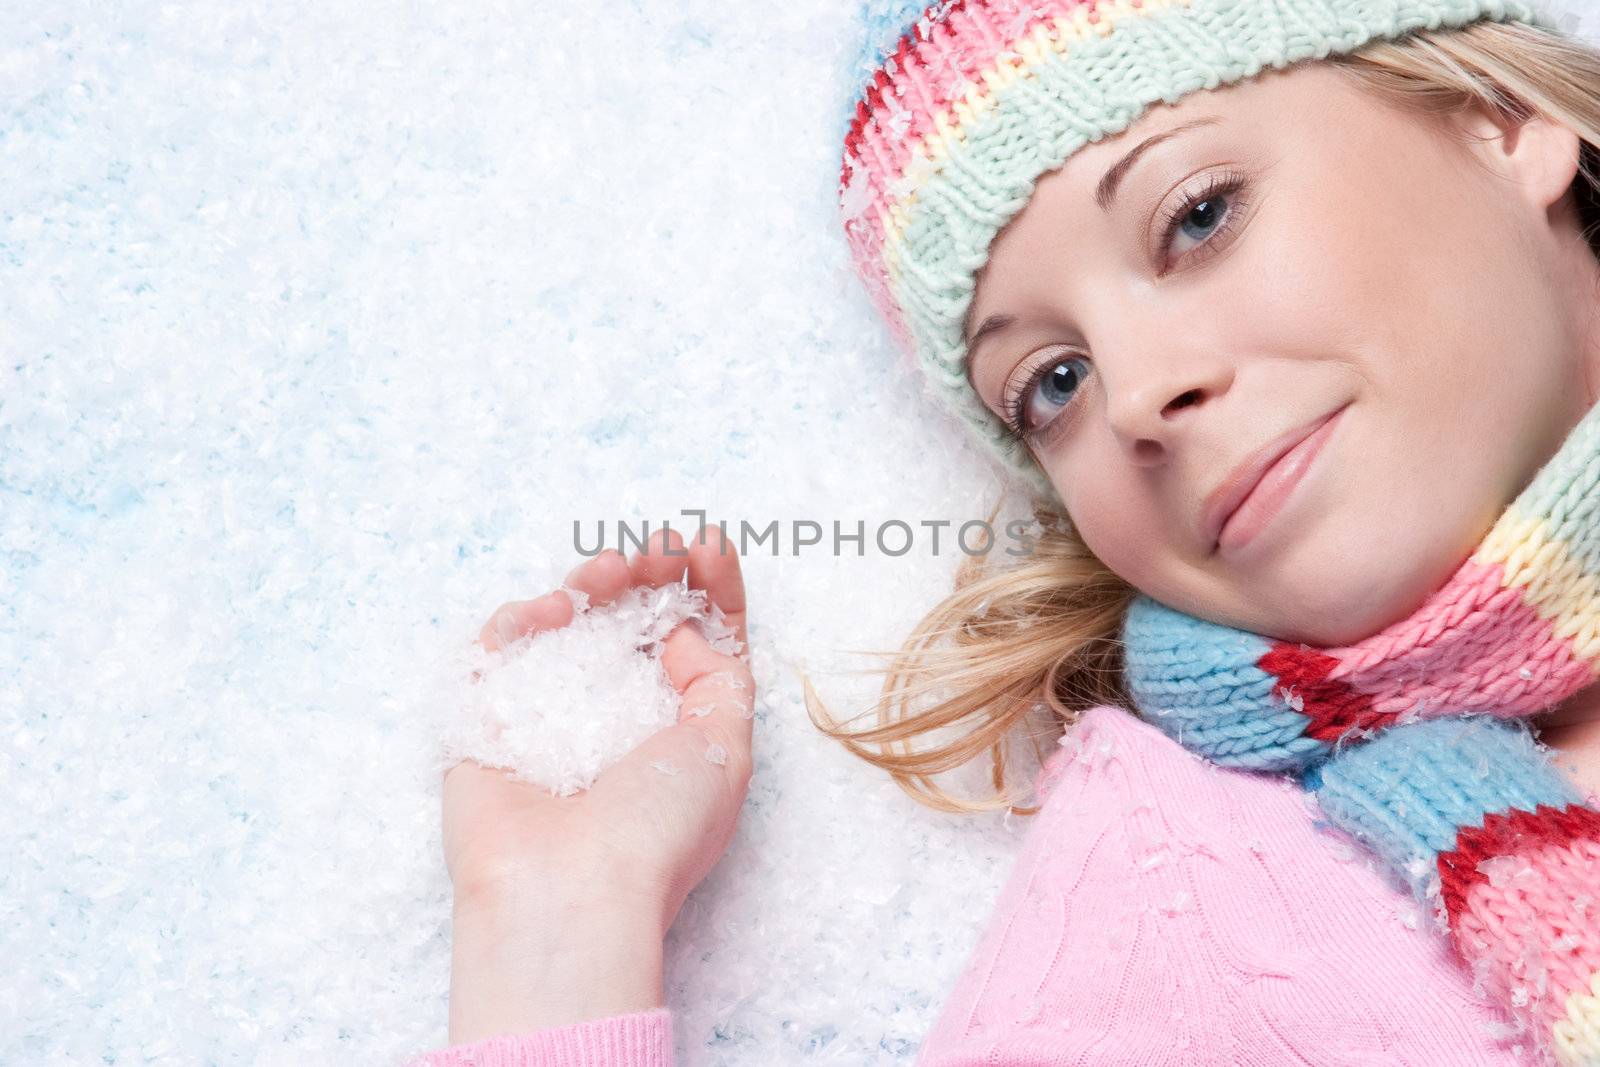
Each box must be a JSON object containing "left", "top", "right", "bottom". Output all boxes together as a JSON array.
[{"left": 838, "top": 0, "right": 1562, "bottom": 499}]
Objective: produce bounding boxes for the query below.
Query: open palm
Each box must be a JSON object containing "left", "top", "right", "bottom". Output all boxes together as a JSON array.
[{"left": 442, "top": 523, "right": 754, "bottom": 935}]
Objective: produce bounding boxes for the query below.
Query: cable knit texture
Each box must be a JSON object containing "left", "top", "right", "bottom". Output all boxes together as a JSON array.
[
  {"left": 409, "top": 1008, "right": 672, "bottom": 1067},
  {"left": 836, "top": 0, "right": 1564, "bottom": 496},
  {"left": 1123, "top": 396, "right": 1600, "bottom": 1065},
  {"left": 414, "top": 706, "right": 1548, "bottom": 1066}
]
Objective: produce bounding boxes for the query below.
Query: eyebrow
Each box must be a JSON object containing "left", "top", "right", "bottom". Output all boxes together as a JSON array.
[
  {"left": 962, "top": 115, "right": 1224, "bottom": 369},
  {"left": 1095, "top": 116, "right": 1221, "bottom": 211}
]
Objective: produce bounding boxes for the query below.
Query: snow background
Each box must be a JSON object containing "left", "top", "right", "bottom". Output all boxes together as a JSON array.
[{"left": 5, "top": 1, "right": 1598, "bottom": 1064}]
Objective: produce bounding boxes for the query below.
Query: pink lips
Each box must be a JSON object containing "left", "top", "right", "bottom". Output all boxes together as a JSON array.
[{"left": 1202, "top": 405, "right": 1348, "bottom": 555}]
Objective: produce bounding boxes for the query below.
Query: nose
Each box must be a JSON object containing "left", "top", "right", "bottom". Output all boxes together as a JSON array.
[{"left": 1103, "top": 349, "right": 1236, "bottom": 466}]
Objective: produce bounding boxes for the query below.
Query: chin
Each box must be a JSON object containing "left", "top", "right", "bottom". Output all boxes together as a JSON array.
[{"left": 1255, "top": 531, "right": 1470, "bottom": 647}]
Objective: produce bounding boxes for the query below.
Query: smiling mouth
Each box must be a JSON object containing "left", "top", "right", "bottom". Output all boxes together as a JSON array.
[{"left": 1203, "top": 403, "right": 1344, "bottom": 559}]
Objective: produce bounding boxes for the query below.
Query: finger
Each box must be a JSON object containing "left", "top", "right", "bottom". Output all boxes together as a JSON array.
[
  {"left": 659, "top": 622, "right": 755, "bottom": 761},
  {"left": 685, "top": 522, "right": 748, "bottom": 652},
  {"left": 476, "top": 591, "right": 574, "bottom": 653},
  {"left": 628, "top": 526, "right": 690, "bottom": 588},
  {"left": 476, "top": 550, "right": 635, "bottom": 654},
  {"left": 560, "top": 548, "right": 633, "bottom": 610},
  {"left": 601, "top": 711, "right": 754, "bottom": 812}
]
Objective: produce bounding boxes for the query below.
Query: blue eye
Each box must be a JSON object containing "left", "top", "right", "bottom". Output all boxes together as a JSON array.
[
  {"left": 1159, "top": 170, "right": 1248, "bottom": 265},
  {"left": 1004, "top": 354, "right": 1090, "bottom": 437},
  {"left": 1177, "top": 194, "right": 1226, "bottom": 242},
  {"left": 995, "top": 171, "right": 1248, "bottom": 440}
]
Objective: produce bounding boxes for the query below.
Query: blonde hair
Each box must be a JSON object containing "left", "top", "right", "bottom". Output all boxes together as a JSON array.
[{"left": 806, "top": 19, "right": 1600, "bottom": 817}]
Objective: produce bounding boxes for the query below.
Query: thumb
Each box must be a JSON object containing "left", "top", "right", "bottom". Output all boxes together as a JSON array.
[
  {"left": 592, "top": 621, "right": 755, "bottom": 799},
  {"left": 660, "top": 619, "right": 755, "bottom": 786}
]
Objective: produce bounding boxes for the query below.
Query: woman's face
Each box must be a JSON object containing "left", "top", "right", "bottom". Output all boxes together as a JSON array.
[{"left": 965, "top": 61, "right": 1598, "bottom": 645}]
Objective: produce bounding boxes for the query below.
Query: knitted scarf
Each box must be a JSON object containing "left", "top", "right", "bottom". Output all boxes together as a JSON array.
[{"left": 1122, "top": 401, "right": 1600, "bottom": 1065}]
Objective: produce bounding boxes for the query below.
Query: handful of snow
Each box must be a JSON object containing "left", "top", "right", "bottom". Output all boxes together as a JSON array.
[{"left": 436, "top": 579, "right": 745, "bottom": 796}]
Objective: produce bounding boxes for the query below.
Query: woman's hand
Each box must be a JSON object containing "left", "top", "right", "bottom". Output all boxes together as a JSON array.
[{"left": 441, "top": 523, "right": 753, "bottom": 1044}]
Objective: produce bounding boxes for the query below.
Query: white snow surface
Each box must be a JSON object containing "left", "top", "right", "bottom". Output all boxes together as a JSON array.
[{"left": 5, "top": 2, "right": 1598, "bottom": 1064}]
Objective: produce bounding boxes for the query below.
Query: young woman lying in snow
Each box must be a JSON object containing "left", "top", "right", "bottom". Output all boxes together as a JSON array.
[{"left": 415, "top": 1, "right": 1600, "bottom": 1063}]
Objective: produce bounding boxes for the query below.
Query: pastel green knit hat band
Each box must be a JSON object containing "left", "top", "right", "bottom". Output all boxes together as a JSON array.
[{"left": 838, "top": 0, "right": 1562, "bottom": 499}]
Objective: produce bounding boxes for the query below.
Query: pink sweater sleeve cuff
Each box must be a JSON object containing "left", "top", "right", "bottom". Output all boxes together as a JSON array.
[{"left": 408, "top": 1008, "right": 673, "bottom": 1067}]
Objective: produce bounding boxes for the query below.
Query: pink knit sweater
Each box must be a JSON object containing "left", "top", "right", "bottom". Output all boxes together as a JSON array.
[{"left": 412, "top": 705, "right": 1527, "bottom": 1066}]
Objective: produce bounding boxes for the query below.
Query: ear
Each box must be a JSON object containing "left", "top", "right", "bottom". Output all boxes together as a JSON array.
[{"left": 1452, "top": 98, "right": 1583, "bottom": 214}]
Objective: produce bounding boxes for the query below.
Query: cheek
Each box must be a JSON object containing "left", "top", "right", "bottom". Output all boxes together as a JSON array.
[
  {"left": 1258, "top": 133, "right": 1539, "bottom": 383},
  {"left": 1218, "top": 157, "right": 1568, "bottom": 464},
  {"left": 1238, "top": 183, "right": 1392, "bottom": 352},
  {"left": 1055, "top": 460, "right": 1168, "bottom": 588}
]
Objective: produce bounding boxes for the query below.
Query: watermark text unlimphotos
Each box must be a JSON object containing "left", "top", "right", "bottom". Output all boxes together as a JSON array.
[{"left": 575, "top": 510, "right": 1044, "bottom": 559}]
